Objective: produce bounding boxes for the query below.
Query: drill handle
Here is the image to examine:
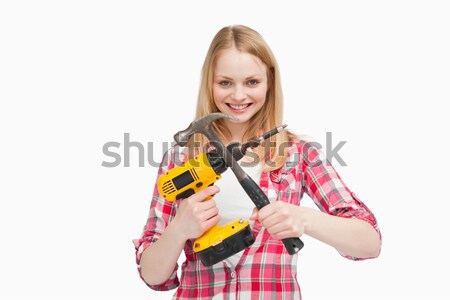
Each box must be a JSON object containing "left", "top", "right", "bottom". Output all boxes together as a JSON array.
[{"left": 239, "top": 176, "right": 304, "bottom": 255}]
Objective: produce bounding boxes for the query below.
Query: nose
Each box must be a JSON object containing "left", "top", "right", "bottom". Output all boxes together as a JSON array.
[{"left": 231, "top": 85, "right": 247, "bottom": 102}]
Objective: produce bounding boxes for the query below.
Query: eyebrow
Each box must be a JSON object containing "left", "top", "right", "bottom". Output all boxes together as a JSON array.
[{"left": 214, "top": 74, "right": 263, "bottom": 80}]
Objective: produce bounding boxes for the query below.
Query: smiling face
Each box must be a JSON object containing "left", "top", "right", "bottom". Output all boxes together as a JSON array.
[{"left": 213, "top": 48, "right": 269, "bottom": 131}]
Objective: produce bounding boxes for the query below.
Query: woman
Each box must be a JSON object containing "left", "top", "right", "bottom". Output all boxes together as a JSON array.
[{"left": 134, "top": 24, "right": 381, "bottom": 299}]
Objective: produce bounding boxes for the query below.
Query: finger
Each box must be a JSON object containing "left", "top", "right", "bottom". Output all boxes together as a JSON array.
[
  {"left": 266, "top": 222, "right": 290, "bottom": 237},
  {"left": 200, "top": 199, "right": 217, "bottom": 210},
  {"left": 250, "top": 207, "right": 259, "bottom": 220},
  {"left": 257, "top": 204, "right": 277, "bottom": 220},
  {"left": 202, "top": 214, "right": 221, "bottom": 231},
  {"left": 271, "top": 230, "right": 297, "bottom": 240},
  {"left": 199, "top": 206, "right": 219, "bottom": 221},
  {"left": 191, "top": 186, "right": 220, "bottom": 202},
  {"left": 261, "top": 213, "right": 286, "bottom": 229}
]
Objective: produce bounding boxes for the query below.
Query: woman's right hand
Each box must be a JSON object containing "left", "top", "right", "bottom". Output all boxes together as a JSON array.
[{"left": 172, "top": 186, "right": 221, "bottom": 241}]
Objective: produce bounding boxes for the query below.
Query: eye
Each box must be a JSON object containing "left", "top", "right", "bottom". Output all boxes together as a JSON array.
[
  {"left": 219, "top": 80, "right": 232, "bottom": 87},
  {"left": 246, "top": 79, "right": 259, "bottom": 86}
]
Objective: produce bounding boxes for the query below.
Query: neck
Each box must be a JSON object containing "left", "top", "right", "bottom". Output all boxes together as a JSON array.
[{"left": 223, "top": 120, "right": 248, "bottom": 144}]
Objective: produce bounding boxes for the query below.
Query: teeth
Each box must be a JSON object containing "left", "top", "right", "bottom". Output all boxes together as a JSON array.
[{"left": 229, "top": 104, "right": 249, "bottom": 110}]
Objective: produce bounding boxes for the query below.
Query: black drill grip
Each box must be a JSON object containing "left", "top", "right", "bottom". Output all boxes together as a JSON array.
[{"left": 239, "top": 176, "right": 304, "bottom": 255}]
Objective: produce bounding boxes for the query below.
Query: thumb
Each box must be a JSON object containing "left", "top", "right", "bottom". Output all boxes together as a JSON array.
[{"left": 250, "top": 207, "right": 259, "bottom": 220}]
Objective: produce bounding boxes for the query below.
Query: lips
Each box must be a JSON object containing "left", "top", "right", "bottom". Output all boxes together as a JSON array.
[{"left": 226, "top": 103, "right": 252, "bottom": 110}]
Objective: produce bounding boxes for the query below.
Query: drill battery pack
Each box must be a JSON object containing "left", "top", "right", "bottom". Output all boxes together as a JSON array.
[{"left": 194, "top": 219, "right": 255, "bottom": 267}]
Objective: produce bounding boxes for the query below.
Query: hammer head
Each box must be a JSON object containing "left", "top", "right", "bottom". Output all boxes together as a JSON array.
[{"left": 174, "top": 113, "right": 237, "bottom": 146}]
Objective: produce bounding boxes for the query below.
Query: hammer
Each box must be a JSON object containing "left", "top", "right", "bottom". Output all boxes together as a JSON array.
[{"left": 174, "top": 112, "right": 304, "bottom": 255}]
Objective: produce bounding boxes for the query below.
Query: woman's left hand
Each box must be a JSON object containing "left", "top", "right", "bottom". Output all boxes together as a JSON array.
[{"left": 250, "top": 202, "right": 308, "bottom": 240}]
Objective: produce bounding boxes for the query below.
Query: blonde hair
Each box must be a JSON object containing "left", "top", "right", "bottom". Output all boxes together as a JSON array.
[{"left": 188, "top": 25, "right": 295, "bottom": 171}]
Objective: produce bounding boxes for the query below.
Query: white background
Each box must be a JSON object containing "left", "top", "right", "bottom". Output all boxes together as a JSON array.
[{"left": 1, "top": 1, "right": 449, "bottom": 299}]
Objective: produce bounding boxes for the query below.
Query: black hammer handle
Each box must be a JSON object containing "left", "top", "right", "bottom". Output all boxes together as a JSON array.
[{"left": 239, "top": 176, "right": 304, "bottom": 254}]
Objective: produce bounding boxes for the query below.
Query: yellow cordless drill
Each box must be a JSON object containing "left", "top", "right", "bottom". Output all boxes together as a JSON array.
[{"left": 157, "top": 126, "right": 286, "bottom": 266}]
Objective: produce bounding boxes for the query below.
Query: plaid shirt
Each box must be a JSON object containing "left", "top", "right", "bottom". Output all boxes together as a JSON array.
[{"left": 133, "top": 138, "right": 381, "bottom": 300}]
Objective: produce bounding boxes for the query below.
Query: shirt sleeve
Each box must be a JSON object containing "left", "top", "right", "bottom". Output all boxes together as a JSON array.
[
  {"left": 298, "top": 140, "right": 382, "bottom": 260},
  {"left": 132, "top": 148, "right": 180, "bottom": 291}
]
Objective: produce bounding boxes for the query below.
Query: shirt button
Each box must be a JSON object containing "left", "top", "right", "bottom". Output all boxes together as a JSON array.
[
  {"left": 230, "top": 271, "right": 236, "bottom": 279},
  {"left": 262, "top": 187, "right": 267, "bottom": 192}
]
